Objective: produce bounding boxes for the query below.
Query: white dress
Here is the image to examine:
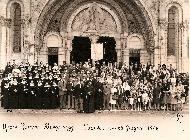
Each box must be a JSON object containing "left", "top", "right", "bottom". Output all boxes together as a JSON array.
[{"left": 110, "top": 87, "right": 117, "bottom": 105}]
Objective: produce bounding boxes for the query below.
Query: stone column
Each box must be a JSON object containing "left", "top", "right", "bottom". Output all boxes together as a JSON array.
[
  {"left": 123, "top": 49, "right": 129, "bottom": 66},
  {"left": 150, "top": 51, "right": 154, "bottom": 65},
  {"left": 154, "top": 47, "right": 160, "bottom": 69},
  {"left": 34, "top": 46, "right": 40, "bottom": 64},
  {"left": 58, "top": 38, "right": 66, "bottom": 65},
  {"left": 140, "top": 49, "right": 149, "bottom": 65},
  {"left": 181, "top": 21, "right": 189, "bottom": 73},
  {"left": 65, "top": 35, "right": 73, "bottom": 64},
  {"left": 58, "top": 46, "right": 65, "bottom": 66},
  {"left": 89, "top": 35, "right": 98, "bottom": 66},
  {"left": 122, "top": 35, "right": 129, "bottom": 66},
  {"left": 0, "top": 17, "right": 7, "bottom": 70},
  {"left": 159, "top": 19, "right": 168, "bottom": 66},
  {"left": 5, "top": 18, "right": 12, "bottom": 63},
  {"left": 115, "top": 38, "right": 122, "bottom": 64},
  {"left": 178, "top": 23, "right": 183, "bottom": 73},
  {"left": 38, "top": 43, "right": 48, "bottom": 65}
]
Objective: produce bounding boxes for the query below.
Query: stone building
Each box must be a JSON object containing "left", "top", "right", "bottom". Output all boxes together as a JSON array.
[{"left": 0, "top": 0, "right": 189, "bottom": 72}]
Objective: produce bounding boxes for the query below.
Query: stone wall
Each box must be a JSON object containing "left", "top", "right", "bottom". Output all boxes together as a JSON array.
[{"left": 0, "top": 0, "right": 189, "bottom": 72}]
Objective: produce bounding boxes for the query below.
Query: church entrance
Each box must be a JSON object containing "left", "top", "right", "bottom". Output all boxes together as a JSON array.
[
  {"left": 97, "top": 37, "right": 117, "bottom": 65},
  {"left": 48, "top": 47, "right": 58, "bottom": 66},
  {"left": 129, "top": 49, "right": 140, "bottom": 66},
  {"left": 71, "top": 36, "right": 91, "bottom": 64}
]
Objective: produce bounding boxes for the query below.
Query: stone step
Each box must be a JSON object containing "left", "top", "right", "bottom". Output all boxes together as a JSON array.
[{"left": 0, "top": 109, "right": 77, "bottom": 114}]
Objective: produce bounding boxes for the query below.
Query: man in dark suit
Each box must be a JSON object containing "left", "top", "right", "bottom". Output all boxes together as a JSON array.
[
  {"left": 74, "top": 79, "right": 84, "bottom": 112},
  {"left": 58, "top": 78, "right": 67, "bottom": 109},
  {"left": 84, "top": 80, "right": 95, "bottom": 113},
  {"left": 51, "top": 81, "right": 59, "bottom": 109},
  {"left": 94, "top": 77, "right": 103, "bottom": 110}
]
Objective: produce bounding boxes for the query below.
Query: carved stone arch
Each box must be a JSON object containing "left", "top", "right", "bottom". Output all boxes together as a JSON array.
[
  {"left": 6, "top": 0, "right": 24, "bottom": 18},
  {"left": 133, "top": 0, "right": 155, "bottom": 51},
  {"left": 118, "top": 0, "right": 155, "bottom": 52},
  {"left": 44, "top": 32, "right": 62, "bottom": 48},
  {"left": 133, "top": 0, "right": 157, "bottom": 35},
  {"left": 65, "top": 2, "right": 122, "bottom": 34},
  {"left": 127, "top": 34, "right": 144, "bottom": 49},
  {"left": 6, "top": 0, "right": 25, "bottom": 63},
  {"left": 165, "top": 2, "right": 183, "bottom": 23},
  {"left": 34, "top": 0, "right": 155, "bottom": 52},
  {"left": 34, "top": 0, "right": 128, "bottom": 49},
  {"left": 165, "top": 2, "right": 183, "bottom": 71},
  {"left": 60, "top": 0, "right": 128, "bottom": 34}
]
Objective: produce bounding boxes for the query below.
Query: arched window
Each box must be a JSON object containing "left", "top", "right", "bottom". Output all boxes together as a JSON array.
[
  {"left": 167, "top": 6, "right": 178, "bottom": 56},
  {"left": 11, "top": 2, "right": 22, "bottom": 53}
]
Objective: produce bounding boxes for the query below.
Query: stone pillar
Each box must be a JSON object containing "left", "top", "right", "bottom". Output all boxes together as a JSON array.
[
  {"left": 115, "top": 38, "right": 122, "bottom": 64},
  {"left": 5, "top": 18, "right": 12, "bottom": 63},
  {"left": 140, "top": 49, "right": 149, "bottom": 65},
  {"left": 181, "top": 21, "right": 189, "bottom": 73},
  {"left": 123, "top": 49, "right": 129, "bottom": 67},
  {"left": 154, "top": 48, "right": 160, "bottom": 68},
  {"left": 159, "top": 19, "right": 168, "bottom": 66},
  {"left": 38, "top": 43, "right": 48, "bottom": 65},
  {"left": 89, "top": 35, "right": 98, "bottom": 66},
  {"left": 65, "top": 35, "right": 73, "bottom": 64},
  {"left": 0, "top": 17, "right": 7, "bottom": 70},
  {"left": 60, "top": 32, "right": 67, "bottom": 65},
  {"left": 34, "top": 47, "right": 39, "bottom": 64},
  {"left": 28, "top": 44, "right": 35, "bottom": 65},
  {"left": 150, "top": 51, "right": 154, "bottom": 65},
  {"left": 58, "top": 47, "right": 65, "bottom": 65}
]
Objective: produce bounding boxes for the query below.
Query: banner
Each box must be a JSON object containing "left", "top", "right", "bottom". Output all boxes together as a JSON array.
[{"left": 91, "top": 43, "right": 103, "bottom": 60}]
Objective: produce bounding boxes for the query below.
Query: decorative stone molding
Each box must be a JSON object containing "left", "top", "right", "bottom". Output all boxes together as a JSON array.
[
  {"left": 4, "top": 18, "right": 12, "bottom": 28},
  {"left": 34, "top": 0, "right": 128, "bottom": 48},
  {"left": 0, "top": 17, "right": 12, "bottom": 27},
  {"left": 34, "top": 0, "right": 155, "bottom": 53},
  {"left": 67, "top": 2, "right": 119, "bottom": 35},
  {"left": 159, "top": 19, "right": 168, "bottom": 30},
  {"left": 21, "top": 14, "right": 32, "bottom": 27},
  {"left": 0, "top": 16, "right": 5, "bottom": 26}
]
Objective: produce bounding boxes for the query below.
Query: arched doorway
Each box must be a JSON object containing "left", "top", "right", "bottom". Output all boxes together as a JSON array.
[
  {"left": 34, "top": 0, "right": 155, "bottom": 66},
  {"left": 97, "top": 37, "right": 117, "bottom": 64},
  {"left": 71, "top": 36, "right": 91, "bottom": 64},
  {"left": 48, "top": 47, "right": 58, "bottom": 66}
]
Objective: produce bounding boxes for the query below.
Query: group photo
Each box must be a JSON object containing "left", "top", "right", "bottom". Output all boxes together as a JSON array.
[
  {"left": 0, "top": 60, "right": 189, "bottom": 113},
  {"left": 0, "top": 0, "right": 189, "bottom": 114},
  {"left": 0, "top": 0, "right": 189, "bottom": 140}
]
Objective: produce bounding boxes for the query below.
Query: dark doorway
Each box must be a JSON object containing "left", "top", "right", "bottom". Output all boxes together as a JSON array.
[
  {"left": 71, "top": 36, "right": 91, "bottom": 64},
  {"left": 48, "top": 47, "right": 58, "bottom": 66},
  {"left": 97, "top": 37, "right": 117, "bottom": 65},
  {"left": 129, "top": 57, "right": 140, "bottom": 65},
  {"left": 129, "top": 49, "right": 140, "bottom": 67}
]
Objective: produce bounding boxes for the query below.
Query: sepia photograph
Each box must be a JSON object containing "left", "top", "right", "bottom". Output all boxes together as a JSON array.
[{"left": 0, "top": 0, "right": 189, "bottom": 139}]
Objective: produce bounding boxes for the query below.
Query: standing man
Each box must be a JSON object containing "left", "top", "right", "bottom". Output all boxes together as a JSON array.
[
  {"left": 74, "top": 79, "right": 84, "bottom": 112},
  {"left": 103, "top": 82, "right": 111, "bottom": 110},
  {"left": 58, "top": 77, "right": 67, "bottom": 110}
]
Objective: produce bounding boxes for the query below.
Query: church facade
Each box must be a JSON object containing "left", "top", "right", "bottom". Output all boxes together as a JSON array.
[{"left": 0, "top": 0, "right": 189, "bottom": 72}]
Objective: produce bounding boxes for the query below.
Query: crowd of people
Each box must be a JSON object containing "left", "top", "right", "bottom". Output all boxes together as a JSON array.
[{"left": 0, "top": 59, "right": 189, "bottom": 113}]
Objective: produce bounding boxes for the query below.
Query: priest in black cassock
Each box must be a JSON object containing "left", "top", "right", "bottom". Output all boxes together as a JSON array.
[
  {"left": 84, "top": 80, "right": 95, "bottom": 113},
  {"left": 74, "top": 79, "right": 84, "bottom": 112}
]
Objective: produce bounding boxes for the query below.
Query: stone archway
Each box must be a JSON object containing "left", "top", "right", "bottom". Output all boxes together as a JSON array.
[
  {"left": 64, "top": 2, "right": 123, "bottom": 64},
  {"left": 34, "top": 0, "right": 155, "bottom": 65}
]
